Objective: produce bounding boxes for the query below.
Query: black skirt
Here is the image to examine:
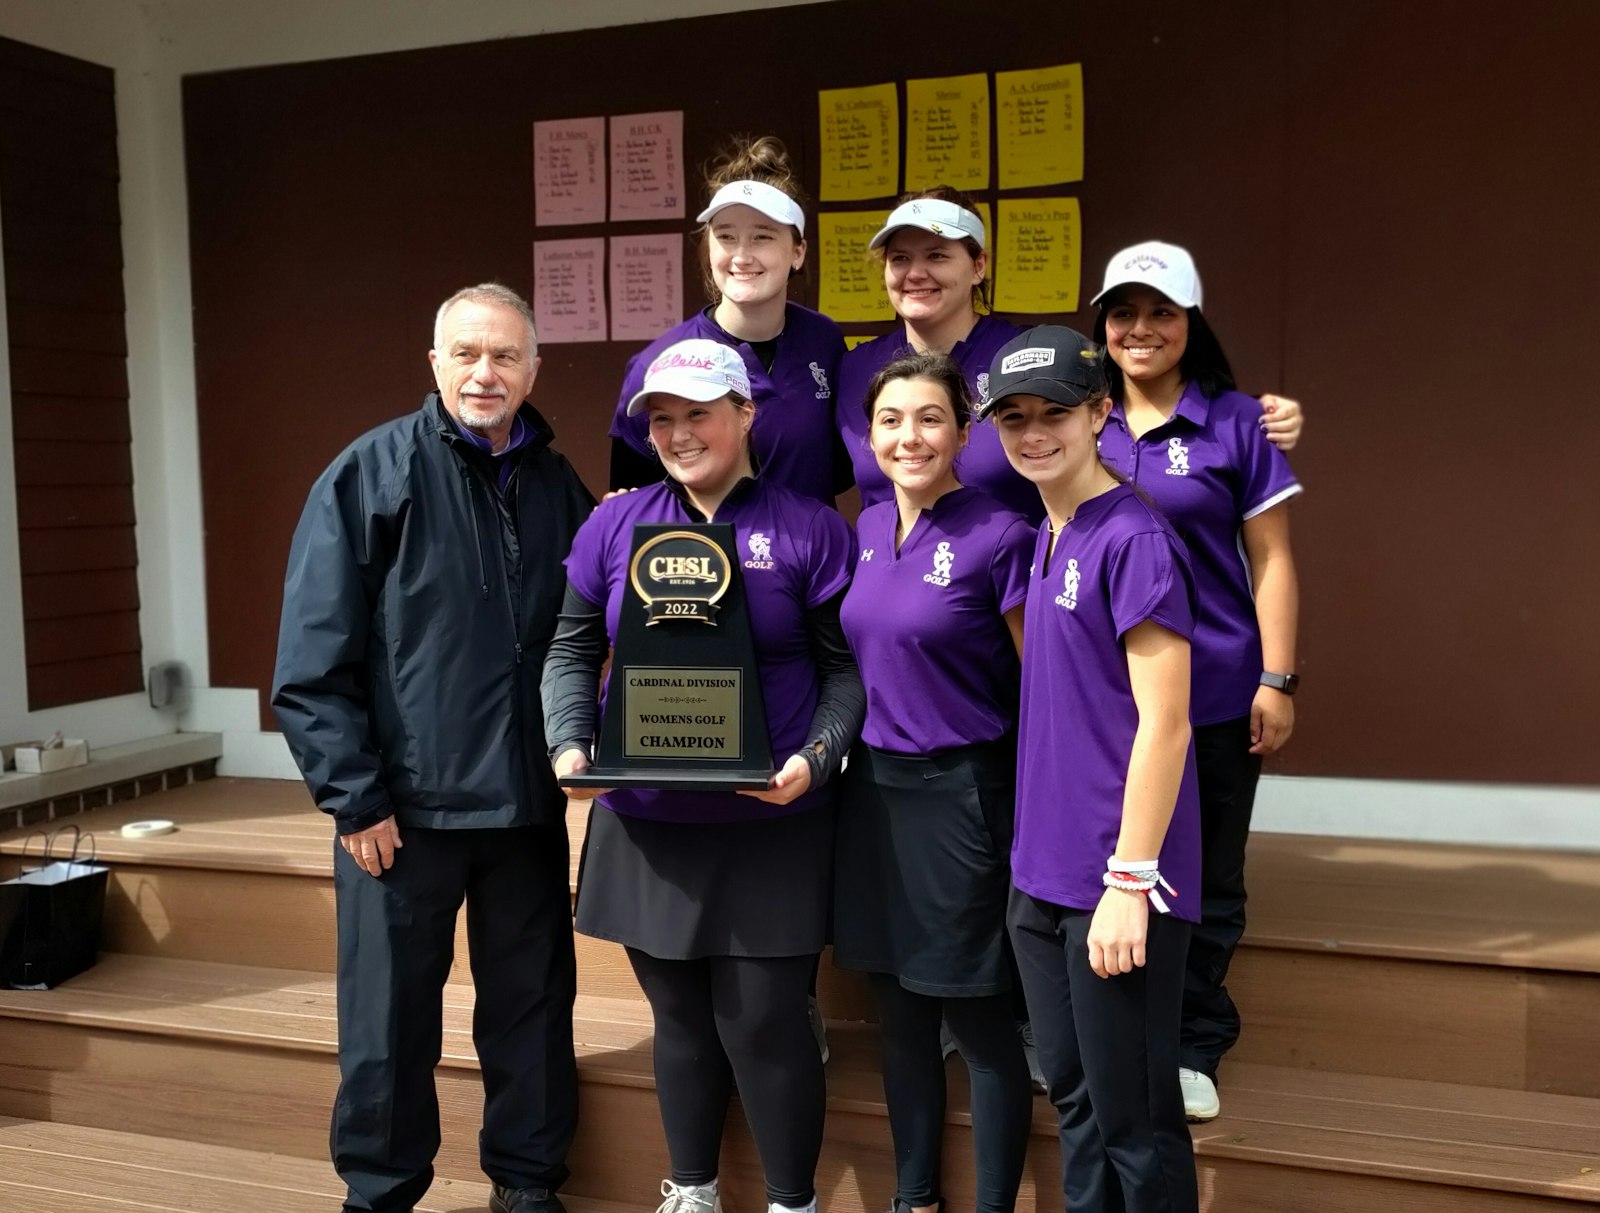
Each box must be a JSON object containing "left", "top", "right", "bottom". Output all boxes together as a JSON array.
[
  {"left": 574, "top": 797, "right": 836, "bottom": 960},
  {"left": 833, "top": 736, "right": 1017, "bottom": 997}
]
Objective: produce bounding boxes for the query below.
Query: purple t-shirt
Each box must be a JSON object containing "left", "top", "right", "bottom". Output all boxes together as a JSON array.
[
  {"left": 1011, "top": 484, "right": 1201, "bottom": 922},
  {"left": 563, "top": 477, "right": 855, "bottom": 823},
  {"left": 840, "top": 487, "right": 1032, "bottom": 755},
  {"left": 1098, "top": 383, "right": 1302, "bottom": 726},
  {"left": 610, "top": 304, "right": 845, "bottom": 504},
  {"left": 836, "top": 315, "right": 1041, "bottom": 522}
]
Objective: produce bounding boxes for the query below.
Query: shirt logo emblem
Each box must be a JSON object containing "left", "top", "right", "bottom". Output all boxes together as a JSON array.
[
  {"left": 744, "top": 531, "right": 776, "bottom": 571},
  {"left": 975, "top": 372, "right": 990, "bottom": 404},
  {"left": 1165, "top": 436, "right": 1191, "bottom": 476},
  {"left": 809, "top": 361, "right": 832, "bottom": 399},
  {"left": 923, "top": 541, "right": 955, "bottom": 588},
  {"left": 1054, "top": 558, "right": 1081, "bottom": 611},
  {"left": 860, "top": 549, "right": 874, "bottom": 562}
]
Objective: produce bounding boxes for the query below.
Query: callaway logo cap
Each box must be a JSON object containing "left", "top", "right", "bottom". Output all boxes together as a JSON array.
[
  {"left": 868, "top": 198, "right": 987, "bottom": 250},
  {"left": 626, "top": 339, "right": 753, "bottom": 415},
  {"left": 1090, "top": 240, "right": 1203, "bottom": 309},
  {"left": 979, "top": 325, "right": 1108, "bottom": 418}
]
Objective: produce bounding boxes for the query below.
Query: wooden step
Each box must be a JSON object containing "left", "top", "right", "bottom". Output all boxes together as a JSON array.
[
  {"left": 7, "top": 780, "right": 1600, "bottom": 1091},
  {"left": 2, "top": 954, "right": 1597, "bottom": 1210},
  {"left": 0, "top": 1116, "right": 636, "bottom": 1212}
]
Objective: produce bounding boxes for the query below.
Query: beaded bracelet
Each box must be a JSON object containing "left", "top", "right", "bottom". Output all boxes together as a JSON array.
[{"left": 1102, "top": 859, "right": 1177, "bottom": 915}]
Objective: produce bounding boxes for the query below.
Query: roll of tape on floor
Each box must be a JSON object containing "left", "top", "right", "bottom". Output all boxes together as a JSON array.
[{"left": 120, "top": 819, "right": 177, "bottom": 839}]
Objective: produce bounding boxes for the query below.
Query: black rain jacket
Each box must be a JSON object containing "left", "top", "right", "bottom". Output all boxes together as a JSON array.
[{"left": 272, "top": 393, "right": 594, "bottom": 835}]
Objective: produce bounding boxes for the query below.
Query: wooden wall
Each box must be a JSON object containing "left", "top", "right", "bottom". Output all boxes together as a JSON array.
[
  {"left": 181, "top": 0, "right": 1600, "bottom": 784},
  {"left": 1, "top": 35, "right": 142, "bottom": 710}
]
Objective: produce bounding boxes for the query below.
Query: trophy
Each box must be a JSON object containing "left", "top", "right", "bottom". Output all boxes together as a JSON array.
[{"left": 559, "top": 523, "right": 775, "bottom": 791}]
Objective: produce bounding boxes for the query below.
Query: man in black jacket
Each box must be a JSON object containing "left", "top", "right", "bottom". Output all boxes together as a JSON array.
[{"left": 273, "top": 283, "right": 593, "bottom": 1213}]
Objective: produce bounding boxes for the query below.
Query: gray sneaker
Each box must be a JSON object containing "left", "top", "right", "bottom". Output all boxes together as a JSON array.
[
  {"left": 1018, "top": 1020, "right": 1046, "bottom": 1093},
  {"left": 657, "top": 1179, "right": 721, "bottom": 1213},
  {"left": 809, "top": 995, "right": 830, "bottom": 1064}
]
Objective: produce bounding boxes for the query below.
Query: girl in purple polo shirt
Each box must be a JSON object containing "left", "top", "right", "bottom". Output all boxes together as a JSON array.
[
  {"left": 1089, "top": 242, "right": 1302, "bottom": 1123},
  {"left": 834, "top": 353, "right": 1036, "bottom": 1213},
  {"left": 609, "top": 137, "right": 847, "bottom": 504},
  {"left": 985, "top": 325, "right": 1202, "bottom": 1213},
  {"left": 544, "top": 339, "right": 864, "bottom": 1213},
  {"left": 835, "top": 187, "right": 1305, "bottom": 524}
]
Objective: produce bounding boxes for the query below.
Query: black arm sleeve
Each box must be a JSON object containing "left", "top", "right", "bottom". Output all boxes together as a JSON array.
[
  {"left": 796, "top": 589, "right": 865, "bottom": 789},
  {"left": 609, "top": 435, "right": 665, "bottom": 492},
  {"left": 540, "top": 583, "right": 610, "bottom": 760}
]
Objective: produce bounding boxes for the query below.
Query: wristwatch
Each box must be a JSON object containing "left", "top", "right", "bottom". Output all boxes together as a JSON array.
[{"left": 1260, "top": 671, "right": 1299, "bottom": 695}]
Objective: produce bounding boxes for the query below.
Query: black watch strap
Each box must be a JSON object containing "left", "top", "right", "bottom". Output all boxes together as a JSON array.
[{"left": 1260, "top": 671, "right": 1299, "bottom": 695}]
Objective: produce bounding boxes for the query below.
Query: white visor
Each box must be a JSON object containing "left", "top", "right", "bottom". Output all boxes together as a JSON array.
[
  {"left": 695, "top": 180, "right": 806, "bottom": 237},
  {"left": 868, "top": 198, "right": 987, "bottom": 250}
]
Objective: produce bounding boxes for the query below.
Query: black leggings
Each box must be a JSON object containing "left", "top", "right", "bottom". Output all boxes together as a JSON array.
[
  {"left": 869, "top": 975, "right": 1033, "bottom": 1213},
  {"left": 627, "top": 949, "right": 824, "bottom": 1208}
]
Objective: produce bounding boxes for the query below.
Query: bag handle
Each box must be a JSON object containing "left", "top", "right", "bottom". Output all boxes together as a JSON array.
[
  {"left": 46, "top": 822, "right": 94, "bottom": 865},
  {"left": 19, "top": 829, "right": 49, "bottom": 871}
]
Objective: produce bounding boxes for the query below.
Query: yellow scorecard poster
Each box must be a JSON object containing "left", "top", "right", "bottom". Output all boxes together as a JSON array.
[
  {"left": 994, "top": 198, "right": 1081, "bottom": 314},
  {"left": 818, "top": 211, "right": 896, "bottom": 323},
  {"left": 818, "top": 83, "right": 900, "bottom": 201},
  {"left": 996, "top": 64, "right": 1084, "bottom": 188},
  {"left": 905, "top": 73, "right": 991, "bottom": 191}
]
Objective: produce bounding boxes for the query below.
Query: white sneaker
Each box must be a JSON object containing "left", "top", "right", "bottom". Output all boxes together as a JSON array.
[
  {"left": 657, "top": 1179, "right": 720, "bottom": 1213},
  {"left": 809, "top": 995, "right": 830, "bottom": 1065},
  {"left": 1017, "top": 1020, "right": 1046, "bottom": 1094},
  {"left": 1179, "top": 1067, "right": 1220, "bottom": 1121},
  {"left": 768, "top": 1202, "right": 817, "bottom": 1213}
]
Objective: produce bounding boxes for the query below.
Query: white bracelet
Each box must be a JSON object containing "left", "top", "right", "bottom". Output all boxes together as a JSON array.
[{"left": 1102, "top": 860, "right": 1177, "bottom": 915}]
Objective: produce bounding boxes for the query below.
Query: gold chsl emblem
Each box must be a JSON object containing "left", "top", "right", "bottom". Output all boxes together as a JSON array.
[{"left": 629, "top": 530, "right": 732, "bottom": 624}]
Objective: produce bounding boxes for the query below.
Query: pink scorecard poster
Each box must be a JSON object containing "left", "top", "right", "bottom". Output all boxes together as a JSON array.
[
  {"left": 531, "top": 238, "right": 607, "bottom": 343},
  {"left": 532, "top": 116, "right": 606, "bottom": 227},
  {"left": 609, "top": 236, "right": 682, "bottom": 342},
  {"left": 609, "top": 111, "right": 685, "bottom": 222}
]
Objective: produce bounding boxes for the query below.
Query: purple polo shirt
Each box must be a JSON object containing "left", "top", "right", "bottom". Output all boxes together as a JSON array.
[
  {"left": 563, "top": 476, "right": 855, "bottom": 823},
  {"left": 1098, "top": 383, "right": 1302, "bottom": 726},
  {"left": 1011, "top": 484, "right": 1201, "bottom": 922},
  {"left": 610, "top": 304, "right": 845, "bottom": 504},
  {"left": 841, "top": 487, "right": 1032, "bottom": 754},
  {"left": 836, "top": 315, "right": 1041, "bottom": 522}
]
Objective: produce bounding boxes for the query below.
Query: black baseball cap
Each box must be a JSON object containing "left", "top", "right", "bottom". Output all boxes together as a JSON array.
[{"left": 978, "top": 325, "right": 1108, "bottom": 418}]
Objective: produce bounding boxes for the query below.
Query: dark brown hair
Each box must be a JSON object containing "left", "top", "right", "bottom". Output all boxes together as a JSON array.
[
  {"left": 874, "top": 185, "right": 992, "bottom": 313},
  {"left": 862, "top": 351, "right": 972, "bottom": 429}
]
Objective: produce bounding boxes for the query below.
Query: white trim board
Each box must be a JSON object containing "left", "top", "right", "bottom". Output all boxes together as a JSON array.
[
  {"left": 220, "top": 727, "right": 1600, "bottom": 854},
  {"left": 1255, "top": 776, "right": 1600, "bottom": 853}
]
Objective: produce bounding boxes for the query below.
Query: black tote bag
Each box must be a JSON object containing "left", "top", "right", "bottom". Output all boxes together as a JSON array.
[{"left": 0, "top": 824, "right": 110, "bottom": 989}]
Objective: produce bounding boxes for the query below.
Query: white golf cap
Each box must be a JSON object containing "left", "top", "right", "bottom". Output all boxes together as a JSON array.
[
  {"left": 695, "top": 180, "right": 806, "bottom": 237},
  {"left": 625, "top": 339, "right": 753, "bottom": 415},
  {"left": 1091, "top": 241, "right": 1203, "bottom": 309},
  {"left": 868, "top": 198, "right": 987, "bottom": 250}
]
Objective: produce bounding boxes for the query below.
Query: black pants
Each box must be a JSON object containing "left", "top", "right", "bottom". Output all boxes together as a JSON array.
[
  {"left": 1008, "top": 890, "right": 1197, "bottom": 1213},
  {"left": 331, "top": 825, "right": 578, "bottom": 1212},
  {"left": 627, "top": 949, "right": 824, "bottom": 1208},
  {"left": 870, "top": 975, "right": 1032, "bottom": 1213},
  {"left": 1181, "top": 717, "right": 1263, "bottom": 1079}
]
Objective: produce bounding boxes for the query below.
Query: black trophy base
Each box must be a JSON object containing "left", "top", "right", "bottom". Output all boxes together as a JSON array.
[{"left": 560, "top": 767, "right": 775, "bottom": 793}]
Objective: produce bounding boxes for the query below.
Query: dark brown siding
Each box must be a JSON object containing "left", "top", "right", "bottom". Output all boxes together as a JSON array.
[
  {"left": 182, "top": 0, "right": 1600, "bottom": 783},
  {"left": 1, "top": 35, "right": 142, "bottom": 711}
]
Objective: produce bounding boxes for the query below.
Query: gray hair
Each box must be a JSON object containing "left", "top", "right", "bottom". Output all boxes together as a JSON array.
[{"left": 433, "top": 282, "right": 539, "bottom": 355}]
